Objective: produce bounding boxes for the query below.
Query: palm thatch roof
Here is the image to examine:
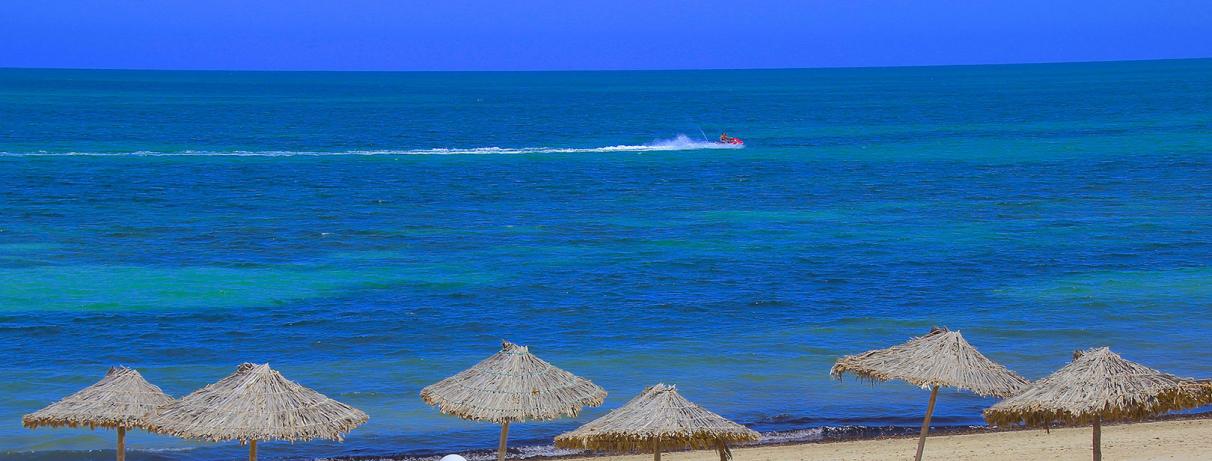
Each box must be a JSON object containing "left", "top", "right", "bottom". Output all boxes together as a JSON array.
[
  {"left": 420, "top": 340, "right": 606, "bottom": 423},
  {"left": 23, "top": 366, "right": 174, "bottom": 430},
  {"left": 143, "top": 363, "right": 368, "bottom": 442},
  {"left": 555, "top": 384, "right": 759, "bottom": 452},
  {"left": 985, "top": 347, "right": 1212, "bottom": 427},
  {"left": 831, "top": 327, "right": 1028, "bottom": 397}
]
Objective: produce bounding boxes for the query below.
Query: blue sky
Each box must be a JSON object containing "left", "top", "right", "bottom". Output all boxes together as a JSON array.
[{"left": 3, "top": 0, "right": 1210, "bottom": 71}]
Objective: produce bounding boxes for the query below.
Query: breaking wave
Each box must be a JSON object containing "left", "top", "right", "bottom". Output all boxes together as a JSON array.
[{"left": 0, "top": 135, "right": 741, "bottom": 157}]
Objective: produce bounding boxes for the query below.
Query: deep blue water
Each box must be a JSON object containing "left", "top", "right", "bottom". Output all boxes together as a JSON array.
[{"left": 2, "top": 59, "right": 1212, "bottom": 460}]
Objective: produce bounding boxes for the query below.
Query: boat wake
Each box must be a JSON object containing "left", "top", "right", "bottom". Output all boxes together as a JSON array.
[{"left": 1, "top": 135, "right": 742, "bottom": 157}]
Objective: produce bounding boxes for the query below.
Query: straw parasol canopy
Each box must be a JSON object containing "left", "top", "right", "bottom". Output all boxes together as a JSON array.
[
  {"left": 421, "top": 340, "right": 606, "bottom": 461},
  {"left": 144, "top": 363, "right": 368, "bottom": 461},
  {"left": 23, "top": 366, "right": 174, "bottom": 461},
  {"left": 555, "top": 383, "right": 759, "bottom": 461},
  {"left": 985, "top": 347, "right": 1212, "bottom": 461},
  {"left": 831, "top": 327, "right": 1028, "bottom": 461}
]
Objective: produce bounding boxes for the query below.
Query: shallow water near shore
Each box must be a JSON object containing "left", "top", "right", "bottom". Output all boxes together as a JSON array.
[{"left": 2, "top": 59, "right": 1212, "bottom": 460}]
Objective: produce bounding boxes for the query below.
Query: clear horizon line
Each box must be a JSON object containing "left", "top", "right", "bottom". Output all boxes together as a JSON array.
[{"left": 2, "top": 56, "right": 1209, "bottom": 74}]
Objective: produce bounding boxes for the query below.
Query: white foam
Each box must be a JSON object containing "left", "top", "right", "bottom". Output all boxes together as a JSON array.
[
  {"left": 0, "top": 135, "right": 743, "bottom": 157},
  {"left": 755, "top": 427, "right": 827, "bottom": 444}
]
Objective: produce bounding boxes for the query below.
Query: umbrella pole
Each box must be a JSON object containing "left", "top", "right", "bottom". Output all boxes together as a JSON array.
[
  {"left": 653, "top": 437, "right": 661, "bottom": 461},
  {"left": 116, "top": 426, "right": 125, "bottom": 461},
  {"left": 497, "top": 421, "right": 510, "bottom": 461},
  {"left": 1092, "top": 417, "right": 1101, "bottom": 461},
  {"left": 717, "top": 441, "right": 731, "bottom": 461},
  {"left": 249, "top": 439, "right": 257, "bottom": 461},
  {"left": 914, "top": 385, "right": 940, "bottom": 461}
]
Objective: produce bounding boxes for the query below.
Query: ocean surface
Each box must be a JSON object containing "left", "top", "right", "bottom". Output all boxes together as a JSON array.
[{"left": 2, "top": 59, "right": 1211, "bottom": 460}]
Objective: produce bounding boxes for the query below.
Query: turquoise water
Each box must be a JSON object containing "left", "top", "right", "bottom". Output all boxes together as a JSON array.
[{"left": 2, "top": 59, "right": 1212, "bottom": 460}]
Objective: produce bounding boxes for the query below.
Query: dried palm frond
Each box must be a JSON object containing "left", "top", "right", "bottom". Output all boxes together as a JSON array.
[
  {"left": 24, "top": 366, "right": 173, "bottom": 430},
  {"left": 831, "top": 327, "right": 1027, "bottom": 397},
  {"left": 985, "top": 347, "right": 1212, "bottom": 426},
  {"left": 144, "top": 363, "right": 367, "bottom": 461},
  {"left": 555, "top": 383, "right": 758, "bottom": 455},
  {"left": 421, "top": 340, "right": 605, "bottom": 461}
]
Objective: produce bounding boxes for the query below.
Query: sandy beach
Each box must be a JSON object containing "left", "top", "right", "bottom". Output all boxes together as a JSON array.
[{"left": 559, "top": 418, "right": 1212, "bottom": 461}]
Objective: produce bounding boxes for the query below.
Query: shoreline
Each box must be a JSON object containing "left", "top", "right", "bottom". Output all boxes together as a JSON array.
[
  {"left": 327, "top": 412, "right": 1212, "bottom": 461},
  {"left": 4, "top": 409, "right": 1211, "bottom": 460}
]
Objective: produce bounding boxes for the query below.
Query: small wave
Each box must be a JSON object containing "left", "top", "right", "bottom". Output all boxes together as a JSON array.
[
  {"left": 322, "top": 424, "right": 986, "bottom": 461},
  {"left": 0, "top": 135, "right": 742, "bottom": 157},
  {"left": 326, "top": 444, "right": 586, "bottom": 461}
]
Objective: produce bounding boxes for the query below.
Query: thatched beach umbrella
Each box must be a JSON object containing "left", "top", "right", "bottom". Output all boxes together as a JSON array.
[
  {"left": 144, "top": 363, "right": 368, "bottom": 461},
  {"left": 421, "top": 340, "right": 606, "bottom": 461},
  {"left": 555, "top": 383, "right": 759, "bottom": 461},
  {"left": 984, "top": 347, "right": 1212, "bottom": 461},
  {"left": 23, "top": 366, "right": 174, "bottom": 461},
  {"left": 830, "top": 327, "right": 1028, "bottom": 461}
]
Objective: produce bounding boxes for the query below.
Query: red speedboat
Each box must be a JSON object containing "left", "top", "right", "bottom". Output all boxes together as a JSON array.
[{"left": 718, "top": 133, "right": 744, "bottom": 145}]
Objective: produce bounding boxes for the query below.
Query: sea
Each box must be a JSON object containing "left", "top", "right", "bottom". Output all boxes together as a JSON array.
[{"left": 1, "top": 59, "right": 1211, "bottom": 460}]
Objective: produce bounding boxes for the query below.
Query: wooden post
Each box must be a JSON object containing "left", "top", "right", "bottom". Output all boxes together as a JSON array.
[
  {"left": 717, "top": 441, "right": 731, "bottom": 461},
  {"left": 116, "top": 426, "right": 125, "bottom": 461},
  {"left": 249, "top": 439, "right": 257, "bottom": 461},
  {"left": 1092, "top": 418, "right": 1101, "bottom": 461},
  {"left": 653, "top": 437, "right": 661, "bottom": 461},
  {"left": 914, "top": 385, "right": 940, "bottom": 461},
  {"left": 497, "top": 421, "right": 510, "bottom": 461}
]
